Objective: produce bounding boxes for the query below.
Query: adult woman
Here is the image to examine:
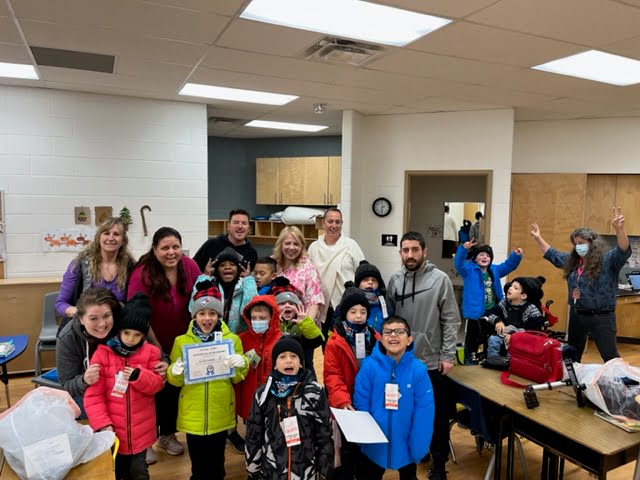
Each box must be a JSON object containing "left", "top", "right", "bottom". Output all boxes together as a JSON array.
[
  {"left": 273, "top": 226, "right": 324, "bottom": 322},
  {"left": 530, "top": 207, "right": 630, "bottom": 362},
  {"left": 127, "top": 227, "right": 201, "bottom": 464},
  {"left": 56, "top": 288, "right": 122, "bottom": 413},
  {"left": 56, "top": 217, "right": 136, "bottom": 321}
]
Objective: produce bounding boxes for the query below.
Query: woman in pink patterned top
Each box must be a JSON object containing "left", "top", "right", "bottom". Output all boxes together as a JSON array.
[{"left": 273, "top": 226, "right": 325, "bottom": 322}]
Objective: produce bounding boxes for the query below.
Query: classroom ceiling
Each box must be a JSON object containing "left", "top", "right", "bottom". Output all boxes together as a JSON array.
[{"left": 3, "top": 0, "right": 640, "bottom": 138}]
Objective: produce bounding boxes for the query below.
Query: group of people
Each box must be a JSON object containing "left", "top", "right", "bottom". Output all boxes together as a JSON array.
[{"left": 52, "top": 204, "right": 631, "bottom": 480}]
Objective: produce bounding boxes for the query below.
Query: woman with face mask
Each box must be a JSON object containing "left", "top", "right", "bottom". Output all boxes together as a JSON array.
[{"left": 530, "top": 207, "right": 630, "bottom": 362}]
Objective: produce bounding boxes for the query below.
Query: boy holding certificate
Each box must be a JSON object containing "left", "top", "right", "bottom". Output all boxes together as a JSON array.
[
  {"left": 245, "top": 337, "right": 334, "bottom": 480},
  {"left": 353, "top": 316, "right": 435, "bottom": 480},
  {"left": 167, "top": 280, "right": 248, "bottom": 480}
]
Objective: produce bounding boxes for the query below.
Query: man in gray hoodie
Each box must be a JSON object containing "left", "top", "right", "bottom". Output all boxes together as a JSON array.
[{"left": 386, "top": 231, "right": 460, "bottom": 480}]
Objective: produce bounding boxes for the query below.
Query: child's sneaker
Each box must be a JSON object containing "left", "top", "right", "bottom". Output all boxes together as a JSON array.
[
  {"left": 227, "top": 429, "right": 245, "bottom": 454},
  {"left": 145, "top": 447, "right": 158, "bottom": 465},
  {"left": 157, "top": 434, "right": 184, "bottom": 455}
]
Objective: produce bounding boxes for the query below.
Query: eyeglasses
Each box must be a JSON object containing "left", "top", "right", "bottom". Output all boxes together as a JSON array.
[{"left": 382, "top": 328, "right": 409, "bottom": 337}]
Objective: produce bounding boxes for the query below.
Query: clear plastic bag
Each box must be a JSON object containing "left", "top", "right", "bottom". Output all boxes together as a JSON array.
[
  {"left": 575, "top": 358, "right": 640, "bottom": 422},
  {"left": 0, "top": 387, "right": 114, "bottom": 480}
]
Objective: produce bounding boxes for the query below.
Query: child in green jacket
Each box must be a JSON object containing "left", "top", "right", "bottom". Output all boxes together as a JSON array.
[{"left": 167, "top": 279, "right": 248, "bottom": 480}]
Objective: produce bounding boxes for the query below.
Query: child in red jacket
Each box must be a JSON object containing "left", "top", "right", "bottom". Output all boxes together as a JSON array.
[
  {"left": 85, "top": 293, "right": 165, "bottom": 480},
  {"left": 234, "top": 295, "right": 282, "bottom": 421},
  {"left": 323, "top": 284, "right": 379, "bottom": 480}
]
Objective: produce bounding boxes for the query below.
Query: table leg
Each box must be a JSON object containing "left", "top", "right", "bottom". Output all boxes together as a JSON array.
[
  {"left": 632, "top": 448, "right": 640, "bottom": 480},
  {"left": 1, "top": 363, "right": 9, "bottom": 408}
]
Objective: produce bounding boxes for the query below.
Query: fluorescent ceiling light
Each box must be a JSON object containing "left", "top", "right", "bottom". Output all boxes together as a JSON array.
[
  {"left": 0, "top": 62, "right": 39, "bottom": 80},
  {"left": 532, "top": 50, "right": 640, "bottom": 86},
  {"left": 179, "top": 83, "right": 298, "bottom": 106},
  {"left": 246, "top": 120, "right": 328, "bottom": 132},
  {"left": 241, "top": 0, "right": 451, "bottom": 47}
]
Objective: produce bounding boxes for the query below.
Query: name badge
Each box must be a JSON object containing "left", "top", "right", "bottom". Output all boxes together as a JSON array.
[
  {"left": 280, "top": 416, "right": 301, "bottom": 447},
  {"left": 214, "top": 331, "right": 223, "bottom": 343},
  {"left": 379, "top": 296, "right": 389, "bottom": 318},
  {"left": 355, "top": 332, "right": 366, "bottom": 359},
  {"left": 572, "top": 288, "right": 581, "bottom": 305},
  {"left": 111, "top": 372, "right": 129, "bottom": 398},
  {"left": 385, "top": 383, "right": 399, "bottom": 410}
]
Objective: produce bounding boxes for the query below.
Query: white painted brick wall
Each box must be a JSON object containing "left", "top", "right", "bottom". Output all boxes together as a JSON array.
[{"left": 0, "top": 86, "right": 208, "bottom": 278}]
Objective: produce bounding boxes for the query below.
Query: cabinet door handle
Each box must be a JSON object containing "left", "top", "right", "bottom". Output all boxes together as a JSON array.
[
  {"left": 329, "top": 193, "right": 333, "bottom": 204},
  {"left": 274, "top": 192, "right": 277, "bottom": 203}
]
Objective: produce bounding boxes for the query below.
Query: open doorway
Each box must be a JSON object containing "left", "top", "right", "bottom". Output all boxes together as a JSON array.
[{"left": 404, "top": 171, "right": 492, "bottom": 276}]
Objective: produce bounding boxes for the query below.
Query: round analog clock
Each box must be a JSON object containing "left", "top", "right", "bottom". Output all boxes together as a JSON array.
[{"left": 372, "top": 197, "right": 392, "bottom": 217}]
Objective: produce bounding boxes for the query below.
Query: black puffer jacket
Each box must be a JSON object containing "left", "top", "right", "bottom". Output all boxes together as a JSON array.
[{"left": 245, "top": 369, "right": 334, "bottom": 480}]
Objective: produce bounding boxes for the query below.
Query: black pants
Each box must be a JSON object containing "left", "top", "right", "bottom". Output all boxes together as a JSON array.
[
  {"left": 464, "top": 317, "right": 490, "bottom": 356},
  {"left": 569, "top": 309, "right": 619, "bottom": 362},
  {"left": 428, "top": 368, "right": 453, "bottom": 470},
  {"left": 186, "top": 431, "right": 227, "bottom": 480},
  {"left": 321, "top": 307, "right": 335, "bottom": 353},
  {"left": 155, "top": 382, "right": 180, "bottom": 436},
  {"left": 334, "top": 431, "right": 359, "bottom": 480},
  {"left": 355, "top": 452, "right": 416, "bottom": 480},
  {"left": 115, "top": 451, "right": 148, "bottom": 480}
]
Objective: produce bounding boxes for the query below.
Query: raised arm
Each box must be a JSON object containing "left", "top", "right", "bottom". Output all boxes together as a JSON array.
[
  {"left": 530, "top": 223, "right": 551, "bottom": 254},
  {"left": 612, "top": 207, "right": 630, "bottom": 252}
]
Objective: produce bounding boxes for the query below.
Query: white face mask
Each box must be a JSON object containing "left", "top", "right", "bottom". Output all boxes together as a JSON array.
[
  {"left": 575, "top": 244, "right": 589, "bottom": 257},
  {"left": 251, "top": 319, "right": 269, "bottom": 334}
]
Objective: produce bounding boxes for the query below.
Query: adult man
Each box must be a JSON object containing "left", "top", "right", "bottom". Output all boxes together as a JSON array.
[
  {"left": 442, "top": 205, "right": 458, "bottom": 258},
  {"left": 193, "top": 209, "right": 258, "bottom": 275},
  {"left": 308, "top": 208, "right": 365, "bottom": 331},
  {"left": 469, "top": 211, "right": 485, "bottom": 244},
  {"left": 386, "top": 231, "right": 460, "bottom": 480}
]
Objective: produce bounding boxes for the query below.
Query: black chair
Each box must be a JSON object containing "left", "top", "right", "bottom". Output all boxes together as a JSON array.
[{"left": 34, "top": 291, "right": 59, "bottom": 377}]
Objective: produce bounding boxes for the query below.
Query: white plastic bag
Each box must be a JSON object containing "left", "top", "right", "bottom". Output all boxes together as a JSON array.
[
  {"left": 0, "top": 387, "right": 114, "bottom": 480},
  {"left": 281, "top": 206, "right": 324, "bottom": 225},
  {"left": 575, "top": 358, "right": 640, "bottom": 422}
]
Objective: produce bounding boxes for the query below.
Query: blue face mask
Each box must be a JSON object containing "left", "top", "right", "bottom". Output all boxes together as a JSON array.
[
  {"left": 575, "top": 244, "right": 589, "bottom": 257},
  {"left": 251, "top": 319, "right": 269, "bottom": 334}
]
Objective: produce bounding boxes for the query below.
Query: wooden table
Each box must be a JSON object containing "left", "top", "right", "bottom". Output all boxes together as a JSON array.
[
  {"left": 0, "top": 448, "right": 113, "bottom": 479},
  {"left": 450, "top": 365, "right": 640, "bottom": 479}
]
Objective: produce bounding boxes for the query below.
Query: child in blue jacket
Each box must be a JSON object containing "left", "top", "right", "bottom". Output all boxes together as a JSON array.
[
  {"left": 353, "top": 315, "right": 435, "bottom": 480},
  {"left": 454, "top": 240, "right": 523, "bottom": 361}
]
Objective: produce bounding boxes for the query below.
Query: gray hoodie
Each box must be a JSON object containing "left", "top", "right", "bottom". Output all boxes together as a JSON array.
[
  {"left": 386, "top": 261, "right": 460, "bottom": 369},
  {"left": 56, "top": 318, "right": 101, "bottom": 398}
]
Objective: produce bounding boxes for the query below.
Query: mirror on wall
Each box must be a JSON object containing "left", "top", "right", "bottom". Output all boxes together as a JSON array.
[{"left": 442, "top": 202, "right": 485, "bottom": 258}]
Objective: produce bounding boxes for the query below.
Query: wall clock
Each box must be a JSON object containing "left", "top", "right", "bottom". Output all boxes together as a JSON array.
[{"left": 372, "top": 197, "right": 392, "bottom": 217}]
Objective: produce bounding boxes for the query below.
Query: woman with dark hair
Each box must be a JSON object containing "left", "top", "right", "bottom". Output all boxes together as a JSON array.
[
  {"left": 127, "top": 226, "right": 202, "bottom": 464},
  {"left": 56, "top": 217, "right": 136, "bottom": 322},
  {"left": 56, "top": 287, "right": 123, "bottom": 415},
  {"left": 530, "top": 207, "right": 630, "bottom": 362}
]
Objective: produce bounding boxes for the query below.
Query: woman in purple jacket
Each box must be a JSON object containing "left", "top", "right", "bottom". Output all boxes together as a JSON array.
[{"left": 56, "top": 217, "right": 136, "bottom": 324}]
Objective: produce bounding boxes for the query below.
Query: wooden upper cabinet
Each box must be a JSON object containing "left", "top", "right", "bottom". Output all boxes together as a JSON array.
[
  {"left": 614, "top": 175, "right": 640, "bottom": 234},
  {"left": 585, "top": 175, "right": 616, "bottom": 234},
  {"left": 303, "top": 156, "right": 329, "bottom": 204},
  {"left": 328, "top": 156, "right": 341, "bottom": 205},
  {"left": 256, "top": 157, "right": 280, "bottom": 205},
  {"left": 255, "top": 156, "right": 341, "bottom": 205}
]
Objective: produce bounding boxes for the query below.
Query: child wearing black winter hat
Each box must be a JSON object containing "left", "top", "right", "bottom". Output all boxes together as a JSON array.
[
  {"left": 454, "top": 238, "right": 524, "bottom": 362},
  {"left": 483, "top": 276, "right": 546, "bottom": 362},
  {"left": 246, "top": 336, "right": 334, "bottom": 480},
  {"left": 84, "top": 293, "right": 165, "bottom": 480},
  {"left": 353, "top": 260, "right": 392, "bottom": 334}
]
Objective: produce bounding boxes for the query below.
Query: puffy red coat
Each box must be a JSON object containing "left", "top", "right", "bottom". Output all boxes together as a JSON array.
[
  {"left": 323, "top": 324, "right": 379, "bottom": 409},
  {"left": 84, "top": 342, "right": 165, "bottom": 455},
  {"left": 234, "top": 295, "right": 282, "bottom": 420}
]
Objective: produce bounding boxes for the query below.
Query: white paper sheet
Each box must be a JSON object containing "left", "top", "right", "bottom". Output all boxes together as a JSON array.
[{"left": 330, "top": 408, "right": 388, "bottom": 444}]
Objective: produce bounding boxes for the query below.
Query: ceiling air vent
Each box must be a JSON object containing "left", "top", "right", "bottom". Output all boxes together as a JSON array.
[
  {"left": 208, "top": 117, "right": 244, "bottom": 127},
  {"left": 30, "top": 46, "right": 115, "bottom": 74},
  {"left": 302, "top": 37, "right": 385, "bottom": 67}
]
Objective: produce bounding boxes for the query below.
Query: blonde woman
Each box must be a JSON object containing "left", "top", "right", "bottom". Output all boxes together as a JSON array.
[{"left": 56, "top": 217, "right": 136, "bottom": 321}]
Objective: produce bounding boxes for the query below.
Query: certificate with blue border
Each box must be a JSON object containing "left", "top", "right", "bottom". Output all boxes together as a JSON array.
[{"left": 183, "top": 340, "right": 235, "bottom": 384}]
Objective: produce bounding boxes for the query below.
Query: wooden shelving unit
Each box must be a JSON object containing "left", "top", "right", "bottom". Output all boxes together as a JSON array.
[{"left": 208, "top": 219, "right": 323, "bottom": 246}]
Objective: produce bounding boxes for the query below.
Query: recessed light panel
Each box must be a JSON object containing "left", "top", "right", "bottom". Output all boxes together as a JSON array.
[
  {"left": 0, "top": 62, "right": 39, "bottom": 80},
  {"left": 246, "top": 120, "right": 328, "bottom": 132},
  {"left": 241, "top": 0, "right": 451, "bottom": 47},
  {"left": 179, "top": 83, "right": 298, "bottom": 106},
  {"left": 532, "top": 50, "right": 640, "bottom": 86}
]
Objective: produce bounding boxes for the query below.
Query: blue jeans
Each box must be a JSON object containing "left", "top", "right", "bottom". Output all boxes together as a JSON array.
[{"left": 486, "top": 335, "right": 506, "bottom": 358}]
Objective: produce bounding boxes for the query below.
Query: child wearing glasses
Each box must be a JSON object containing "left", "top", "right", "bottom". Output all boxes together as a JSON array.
[
  {"left": 324, "top": 284, "right": 379, "bottom": 479},
  {"left": 353, "top": 316, "right": 435, "bottom": 480}
]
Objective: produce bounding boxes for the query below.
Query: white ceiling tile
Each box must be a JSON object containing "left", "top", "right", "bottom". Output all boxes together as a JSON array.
[
  {"left": 408, "top": 97, "right": 504, "bottom": 112},
  {"left": 375, "top": 0, "right": 502, "bottom": 19},
  {"left": 216, "top": 19, "right": 323, "bottom": 57},
  {"left": 409, "top": 21, "right": 582, "bottom": 67},
  {"left": 514, "top": 108, "right": 582, "bottom": 121},
  {"left": 13, "top": 0, "right": 230, "bottom": 45},
  {"left": 0, "top": 44, "right": 32, "bottom": 64},
  {"left": 468, "top": 0, "right": 640, "bottom": 47},
  {"left": 21, "top": 20, "right": 207, "bottom": 66},
  {"left": 449, "top": 83, "right": 555, "bottom": 107},
  {"left": 0, "top": 16, "right": 22, "bottom": 44},
  {"left": 141, "top": 0, "right": 246, "bottom": 17},
  {"left": 603, "top": 35, "right": 640, "bottom": 60}
]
